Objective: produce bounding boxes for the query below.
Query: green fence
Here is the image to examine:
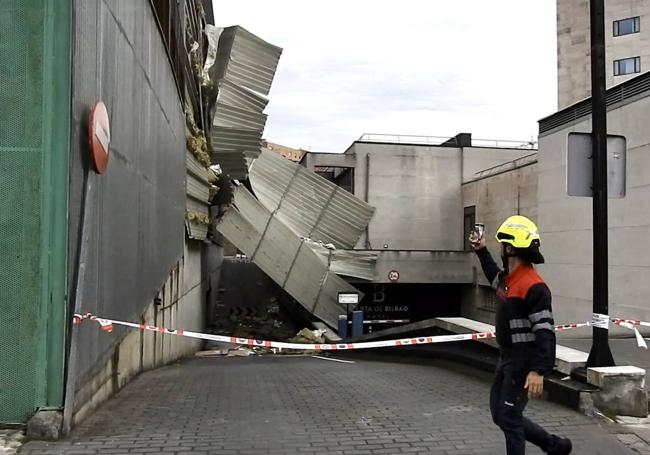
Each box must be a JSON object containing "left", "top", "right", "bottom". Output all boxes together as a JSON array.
[{"left": 0, "top": 0, "right": 69, "bottom": 423}]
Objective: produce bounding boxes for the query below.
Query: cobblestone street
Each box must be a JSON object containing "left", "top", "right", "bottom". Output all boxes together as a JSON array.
[{"left": 22, "top": 356, "right": 637, "bottom": 454}]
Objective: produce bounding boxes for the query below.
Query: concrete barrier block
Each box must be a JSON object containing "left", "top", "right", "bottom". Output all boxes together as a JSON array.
[
  {"left": 555, "top": 345, "right": 588, "bottom": 375},
  {"left": 27, "top": 410, "right": 62, "bottom": 441},
  {"left": 588, "top": 366, "right": 648, "bottom": 418}
]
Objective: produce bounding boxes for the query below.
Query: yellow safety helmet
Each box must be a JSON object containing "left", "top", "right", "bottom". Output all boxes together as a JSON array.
[{"left": 495, "top": 215, "right": 541, "bottom": 249}]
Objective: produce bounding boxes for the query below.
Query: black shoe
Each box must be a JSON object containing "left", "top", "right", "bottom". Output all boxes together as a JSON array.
[{"left": 549, "top": 437, "right": 572, "bottom": 455}]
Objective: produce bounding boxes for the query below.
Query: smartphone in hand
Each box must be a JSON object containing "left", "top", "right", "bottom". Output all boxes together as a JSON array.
[{"left": 468, "top": 223, "right": 485, "bottom": 249}]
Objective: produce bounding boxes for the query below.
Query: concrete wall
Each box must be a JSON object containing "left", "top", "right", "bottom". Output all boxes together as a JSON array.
[
  {"left": 461, "top": 162, "right": 539, "bottom": 324},
  {"left": 369, "top": 251, "right": 474, "bottom": 284},
  {"left": 350, "top": 142, "right": 464, "bottom": 251},
  {"left": 460, "top": 285, "right": 498, "bottom": 326},
  {"left": 538, "top": 94, "right": 650, "bottom": 331},
  {"left": 557, "top": 0, "right": 650, "bottom": 108},
  {"left": 462, "top": 163, "right": 539, "bottom": 284},
  {"left": 462, "top": 147, "right": 536, "bottom": 183},
  {"left": 302, "top": 152, "right": 357, "bottom": 170},
  {"left": 302, "top": 144, "right": 540, "bottom": 253}
]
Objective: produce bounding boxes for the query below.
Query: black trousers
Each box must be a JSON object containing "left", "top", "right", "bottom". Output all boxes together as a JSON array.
[{"left": 490, "top": 360, "right": 560, "bottom": 454}]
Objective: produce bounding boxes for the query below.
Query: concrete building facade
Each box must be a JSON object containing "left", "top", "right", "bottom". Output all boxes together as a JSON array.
[
  {"left": 459, "top": 72, "right": 650, "bottom": 334},
  {"left": 301, "top": 134, "right": 537, "bottom": 322},
  {"left": 538, "top": 72, "right": 650, "bottom": 330},
  {"left": 462, "top": 157, "right": 539, "bottom": 277},
  {"left": 558, "top": 0, "right": 650, "bottom": 108},
  {"left": 303, "top": 135, "right": 536, "bottom": 253}
]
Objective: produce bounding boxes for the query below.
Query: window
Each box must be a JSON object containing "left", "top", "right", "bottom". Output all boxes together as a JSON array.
[
  {"left": 614, "top": 57, "right": 641, "bottom": 76},
  {"left": 463, "top": 206, "right": 476, "bottom": 251},
  {"left": 614, "top": 17, "right": 640, "bottom": 36},
  {"left": 314, "top": 166, "right": 354, "bottom": 194}
]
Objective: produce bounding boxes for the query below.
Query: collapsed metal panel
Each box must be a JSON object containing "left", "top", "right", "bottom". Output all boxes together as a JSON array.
[
  {"left": 323, "top": 250, "right": 377, "bottom": 281},
  {"left": 213, "top": 152, "right": 248, "bottom": 181},
  {"left": 212, "top": 103, "right": 267, "bottom": 130},
  {"left": 214, "top": 26, "right": 283, "bottom": 96},
  {"left": 217, "top": 187, "right": 360, "bottom": 327},
  {"left": 209, "top": 127, "right": 262, "bottom": 154},
  {"left": 209, "top": 26, "right": 282, "bottom": 180},
  {"left": 250, "top": 151, "right": 376, "bottom": 249},
  {"left": 216, "top": 78, "right": 269, "bottom": 112},
  {"left": 185, "top": 151, "right": 213, "bottom": 240}
]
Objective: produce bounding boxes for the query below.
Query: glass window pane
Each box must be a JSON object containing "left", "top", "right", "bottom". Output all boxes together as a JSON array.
[
  {"left": 614, "top": 57, "right": 641, "bottom": 75},
  {"left": 614, "top": 17, "right": 640, "bottom": 36}
]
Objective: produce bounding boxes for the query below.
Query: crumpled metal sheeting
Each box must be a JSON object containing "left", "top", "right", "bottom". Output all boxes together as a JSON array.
[
  {"left": 202, "top": 25, "right": 223, "bottom": 87},
  {"left": 210, "top": 147, "right": 261, "bottom": 181},
  {"left": 212, "top": 102, "right": 267, "bottom": 131},
  {"left": 249, "top": 150, "right": 375, "bottom": 249},
  {"left": 186, "top": 221, "right": 209, "bottom": 240},
  {"left": 315, "top": 273, "right": 357, "bottom": 325},
  {"left": 301, "top": 238, "right": 377, "bottom": 281},
  {"left": 186, "top": 196, "right": 210, "bottom": 241},
  {"left": 215, "top": 26, "right": 283, "bottom": 96},
  {"left": 216, "top": 78, "right": 269, "bottom": 113},
  {"left": 186, "top": 175, "right": 210, "bottom": 202},
  {"left": 213, "top": 151, "right": 248, "bottom": 181},
  {"left": 209, "top": 126, "right": 262, "bottom": 154},
  {"left": 209, "top": 26, "right": 281, "bottom": 183},
  {"left": 217, "top": 186, "right": 358, "bottom": 327},
  {"left": 326, "top": 250, "right": 378, "bottom": 281}
]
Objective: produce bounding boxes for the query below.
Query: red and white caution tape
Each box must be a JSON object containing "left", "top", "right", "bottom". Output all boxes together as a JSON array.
[
  {"left": 73, "top": 313, "right": 591, "bottom": 352},
  {"left": 611, "top": 318, "right": 650, "bottom": 328},
  {"left": 611, "top": 318, "right": 649, "bottom": 349}
]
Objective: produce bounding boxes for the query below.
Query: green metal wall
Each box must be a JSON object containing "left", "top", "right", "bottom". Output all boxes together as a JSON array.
[{"left": 0, "top": 0, "right": 70, "bottom": 423}]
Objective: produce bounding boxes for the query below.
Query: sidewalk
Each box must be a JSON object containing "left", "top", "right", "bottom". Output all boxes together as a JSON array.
[
  {"left": 0, "top": 430, "right": 22, "bottom": 455},
  {"left": 560, "top": 337, "right": 650, "bottom": 382},
  {"left": 22, "top": 355, "right": 638, "bottom": 454}
]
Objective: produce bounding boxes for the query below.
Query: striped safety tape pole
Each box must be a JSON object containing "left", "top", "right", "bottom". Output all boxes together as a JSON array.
[{"left": 73, "top": 313, "right": 591, "bottom": 352}]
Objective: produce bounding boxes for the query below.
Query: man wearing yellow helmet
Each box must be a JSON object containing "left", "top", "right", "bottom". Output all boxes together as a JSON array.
[{"left": 469, "top": 215, "right": 572, "bottom": 455}]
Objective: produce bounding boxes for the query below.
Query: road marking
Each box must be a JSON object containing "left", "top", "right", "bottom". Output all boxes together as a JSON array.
[{"left": 311, "top": 356, "right": 355, "bottom": 364}]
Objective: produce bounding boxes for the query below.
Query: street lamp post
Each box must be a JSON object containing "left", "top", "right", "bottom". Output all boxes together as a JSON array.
[{"left": 587, "top": 0, "right": 615, "bottom": 367}]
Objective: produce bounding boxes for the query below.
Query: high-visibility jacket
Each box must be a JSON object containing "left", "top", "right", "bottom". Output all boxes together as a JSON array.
[{"left": 476, "top": 247, "right": 556, "bottom": 375}]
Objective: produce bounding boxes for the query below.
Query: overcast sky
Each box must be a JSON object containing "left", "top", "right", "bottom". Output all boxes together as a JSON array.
[{"left": 213, "top": 1, "right": 558, "bottom": 153}]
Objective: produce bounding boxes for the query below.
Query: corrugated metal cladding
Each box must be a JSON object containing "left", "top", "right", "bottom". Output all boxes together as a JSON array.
[
  {"left": 209, "top": 26, "right": 282, "bottom": 179},
  {"left": 214, "top": 26, "right": 283, "bottom": 96},
  {"left": 250, "top": 151, "right": 376, "bottom": 249},
  {"left": 68, "top": 1, "right": 185, "bottom": 381},
  {"left": 217, "top": 187, "right": 363, "bottom": 327},
  {"left": 315, "top": 249, "right": 378, "bottom": 282},
  {"left": 185, "top": 153, "right": 213, "bottom": 240},
  {"left": 206, "top": 27, "right": 377, "bottom": 326},
  {"left": 184, "top": 7, "right": 217, "bottom": 241}
]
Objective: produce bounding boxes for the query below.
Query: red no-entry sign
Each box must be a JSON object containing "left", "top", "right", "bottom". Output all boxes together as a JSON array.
[{"left": 88, "top": 101, "right": 111, "bottom": 174}]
